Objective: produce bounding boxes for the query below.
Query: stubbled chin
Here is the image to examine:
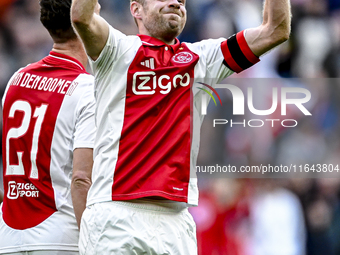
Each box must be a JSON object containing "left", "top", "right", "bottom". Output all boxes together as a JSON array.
[{"left": 168, "top": 20, "right": 180, "bottom": 30}]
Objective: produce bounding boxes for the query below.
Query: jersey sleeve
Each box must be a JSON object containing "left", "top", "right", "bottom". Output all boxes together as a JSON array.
[
  {"left": 88, "top": 25, "right": 127, "bottom": 81},
  {"left": 73, "top": 74, "right": 96, "bottom": 150},
  {"left": 221, "top": 30, "right": 260, "bottom": 73},
  {"left": 188, "top": 30, "right": 260, "bottom": 83}
]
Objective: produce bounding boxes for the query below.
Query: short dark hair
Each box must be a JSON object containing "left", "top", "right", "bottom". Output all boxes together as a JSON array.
[{"left": 40, "top": 0, "right": 77, "bottom": 43}]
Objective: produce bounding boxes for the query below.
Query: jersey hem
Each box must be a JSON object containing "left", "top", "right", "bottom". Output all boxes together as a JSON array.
[
  {"left": 187, "top": 198, "right": 199, "bottom": 207},
  {"left": 0, "top": 244, "right": 78, "bottom": 253},
  {"left": 111, "top": 190, "right": 187, "bottom": 203},
  {"left": 87, "top": 191, "right": 189, "bottom": 206}
]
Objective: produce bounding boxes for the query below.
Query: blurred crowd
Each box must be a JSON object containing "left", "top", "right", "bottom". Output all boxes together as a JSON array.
[{"left": 1, "top": 0, "right": 340, "bottom": 254}]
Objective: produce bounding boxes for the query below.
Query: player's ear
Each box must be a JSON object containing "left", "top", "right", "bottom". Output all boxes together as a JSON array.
[
  {"left": 94, "top": 2, "right": 101, "bottom": 15},
  {"left": 130, "top": 1, "right": 143, "bottom": 20}
]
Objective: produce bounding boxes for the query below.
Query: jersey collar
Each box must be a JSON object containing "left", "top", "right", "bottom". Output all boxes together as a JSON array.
[
  {"left": 138, "top": 35, "right": 181, "bottom": 52},
  {"left": 46, "top": 51, "right": 86, "bottom": 71}
]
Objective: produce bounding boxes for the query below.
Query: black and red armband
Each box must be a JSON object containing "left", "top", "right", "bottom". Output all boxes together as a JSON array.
[{"left": 221, "top": 30, "right": 260, "bottom": 73}]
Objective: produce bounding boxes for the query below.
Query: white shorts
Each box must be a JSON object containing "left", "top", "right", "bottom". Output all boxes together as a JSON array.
[{"left": 79, "top": 200, "right": 197, "bottom": 255}]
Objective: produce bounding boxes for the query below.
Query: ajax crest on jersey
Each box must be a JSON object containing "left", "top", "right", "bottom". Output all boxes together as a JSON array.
[{"left": 172, "top": 52, "right": 193, "bottom": 64}]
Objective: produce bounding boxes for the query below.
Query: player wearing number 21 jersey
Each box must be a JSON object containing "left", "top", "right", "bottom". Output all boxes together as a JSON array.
[{"left": 0, "top": 0, "right": 96, "bottom": 254}]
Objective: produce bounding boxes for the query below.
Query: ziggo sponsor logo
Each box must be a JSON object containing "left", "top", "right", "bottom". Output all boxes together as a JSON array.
[
  {"left": 132, "top": 71, "right": 190, "bottom": 95},
  {"left": 7, "top": 181, "right": 39, "bottom": 199}
]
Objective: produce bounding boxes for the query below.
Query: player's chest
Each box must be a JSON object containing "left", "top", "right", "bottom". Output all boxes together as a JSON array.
[{"left": 127, "top": 44, "right": 199, "bottom": 96}]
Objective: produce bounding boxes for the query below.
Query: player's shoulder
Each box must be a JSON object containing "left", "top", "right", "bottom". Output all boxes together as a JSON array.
[
  {"left": 108, "top": 24, "right": 141, "bottom": 45},
  {"left": 183, "top": 37, "right": 227, "bottom": 53},
  {"left": 73, "top": 73, "right": 95, "bottom": 87},
  {"left": 18, "top": 61, "right": 38, "bottom": 73}
]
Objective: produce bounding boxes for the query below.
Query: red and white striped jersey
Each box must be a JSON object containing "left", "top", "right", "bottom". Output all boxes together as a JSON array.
[
  {"left": 88, "top": 26, "right": 259, "bottom": 206},
  {"left": 0, "top": 51, "right": 96, "bottom": 253}
]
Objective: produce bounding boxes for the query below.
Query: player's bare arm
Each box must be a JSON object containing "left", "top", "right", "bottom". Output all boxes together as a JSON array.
[
  {"left": 0, "top": 190, "right": 3, "bottom": 204},
  {"left": 245, "top": 0, "right": 291, "bottom": 56},
  {"left": 71, "top": 0, "right": 109, "bottom": 60},
  {"left": 71, "top": 148, "right": 93, "bottom": 229}
]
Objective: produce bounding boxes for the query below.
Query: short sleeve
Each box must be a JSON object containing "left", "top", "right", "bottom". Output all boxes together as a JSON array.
[
  {"left": 187, "top": 38, "right": 235, "bottom": 83},
  {"left": 73, "top": 79, "right": 96, "bottom": 150},
  {"left": 88, "top": 25, "right": 127, "bottom": 80}
]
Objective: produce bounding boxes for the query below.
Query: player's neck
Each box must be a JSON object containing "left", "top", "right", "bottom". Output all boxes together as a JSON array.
[
  {"left": 143, "top": 33, "right": 176, "bottom": 45},
  {"left": 138, "top": 28, "right": 176, "bottom": 45},
  {"left": 52, "top": 40, "right": 88, "bottom": 68},
  {"left": 155, "top": 36, "right": 175, "bottom": 45}
]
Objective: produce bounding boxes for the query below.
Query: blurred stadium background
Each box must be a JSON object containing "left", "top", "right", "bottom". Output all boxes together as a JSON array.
[{"left": 1, "top": 0, "right": 340, "bottom": 254}]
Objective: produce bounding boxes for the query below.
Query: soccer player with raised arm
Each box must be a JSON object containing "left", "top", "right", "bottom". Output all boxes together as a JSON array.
[
  {"left": 0, "top": 0, "right": 96, "bottom": 254},
  {"left": 71, "top": 0, "right": 291, "bottom": 254}
]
